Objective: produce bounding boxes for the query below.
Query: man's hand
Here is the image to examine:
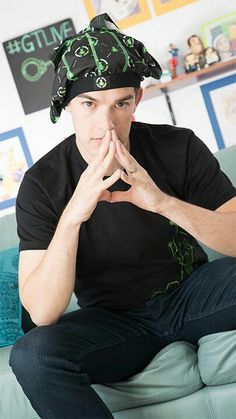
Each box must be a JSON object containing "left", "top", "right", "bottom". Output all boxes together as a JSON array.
[
  {"left": 110, "top": 130, "right": 169, "bottom": 214},
  {"left": 63, "top": 131, "right": 121, "bottom": 225}
]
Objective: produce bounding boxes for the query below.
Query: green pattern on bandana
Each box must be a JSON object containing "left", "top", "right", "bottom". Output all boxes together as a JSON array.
[
  {"left": 49, "top": 13, "right": 162, "bottom": 123},
  {"left": 85, "top": 33, "right": 101, "bottom": 76},
  {"left": 108, "top": 31, "right": 130, "bottom": 72}
]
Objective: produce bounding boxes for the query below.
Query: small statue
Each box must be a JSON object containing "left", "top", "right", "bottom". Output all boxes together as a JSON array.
[
  {"left": 168, "top": 43, "right": 179, "bottom": 78},
  {"left": 184, "top": 52, "right": 200, "bottom": 73},
  {"left": 169, "top": 43, "right": 179, "bottom": 59},
  {"left": 204, "top": 47, "right": 221, "bottom": 66},
  {"left": 212, "top": 34, "right": 233, "bottom": 61},
  {"left": 187, "top": 34, "right": 206, "bottom": 69},
  {"left": 160, "top": 67, "right": 172, "bottom": 83}
]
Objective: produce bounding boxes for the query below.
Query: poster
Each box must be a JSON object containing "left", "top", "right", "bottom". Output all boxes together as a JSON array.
[
  {"left": 200, "top": 74, "right": 236, "bottom": 149},
  {"left": 84, "top": 0, "right": 151, "bottom": 29},
  {"left": 3, "top": 19, "right": 76, "bottom": 115},
  {"left": 0, "top": 128, "right": 33, "bottom": 210},
  {"left": 152, "top": 0, "right": 197, "bottom": 16},
  {"left": 201, "top": 11, "right": 236, "bottom": 53}
]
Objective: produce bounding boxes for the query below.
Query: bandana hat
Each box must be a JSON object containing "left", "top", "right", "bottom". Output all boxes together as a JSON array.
[{"left": 49, "top": 13, "right": 162, "bottom": 123}]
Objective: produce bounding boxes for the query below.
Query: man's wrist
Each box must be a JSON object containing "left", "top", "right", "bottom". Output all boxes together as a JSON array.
[
  {"left": 157, "top": 194, "right": 177, "bottom": 217},
  {"left": 60, "top": 208, "right": 82, "bottom": 231}
]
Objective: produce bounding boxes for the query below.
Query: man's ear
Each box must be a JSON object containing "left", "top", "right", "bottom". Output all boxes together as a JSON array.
[{"left": 133, "top": 88, "right": 143, "bottom": 112}]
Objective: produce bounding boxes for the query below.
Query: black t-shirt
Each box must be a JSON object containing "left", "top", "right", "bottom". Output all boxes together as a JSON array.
[{"left": 16, "top": 122, "right": 236, "bottom": 309}]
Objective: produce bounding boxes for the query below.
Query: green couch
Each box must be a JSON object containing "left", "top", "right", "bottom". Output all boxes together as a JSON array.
[{"left": 1, "top": 145, "right": 236, "bottom": 419}]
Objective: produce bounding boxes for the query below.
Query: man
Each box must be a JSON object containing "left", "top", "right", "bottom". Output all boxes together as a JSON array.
[{"left": 10, "top": 13, "right": 236, "bottom": 419}]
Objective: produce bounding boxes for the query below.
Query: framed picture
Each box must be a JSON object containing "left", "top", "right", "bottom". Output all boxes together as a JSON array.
[
  {"left": 152, "top": 0, "right": 198, "bottom": 16},
  {"left": 201, "top": 11, "right": 236, "bottom": 55},
  {"left": 84, "top": 0, "right": 151, "bottom": 29},
  {"left": 200, "top": 74, "right": 236, "bottom": 150},
  {"left": 0, "top": 127, "right": 33, "bottom": 210}
]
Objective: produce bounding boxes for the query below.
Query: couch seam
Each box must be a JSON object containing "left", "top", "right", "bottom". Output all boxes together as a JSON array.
[{"left": 203, "top": 387, "right": 216, "bottom": 419}]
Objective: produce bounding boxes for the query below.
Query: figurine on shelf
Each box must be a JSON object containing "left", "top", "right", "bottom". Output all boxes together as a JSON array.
[
  {"left": 204, "top": 47, "right": 221, "bottom": 66},
  {"left": 169, "top": 43, "right": 179, "bottom": 60},
  {"left": 160, "top": 67, "right": 172, "bottom": 83},
  {"left": 168, "top": 43, "right": 180, "bottom": 79},
  {"left": 184, "top": 52, "right": 200, "bottom": 73},
  {"left": 168, "top": 43, "right": 178, "bottom": 78},
  {"left": 212, "top": 34, "right": 233, "bottom": 61},
  {"left": 187, "top": 34, "right": 206, "bottom": 69},
  {"left": 168, "top": 58, "right": 176, "bottom": 79}
]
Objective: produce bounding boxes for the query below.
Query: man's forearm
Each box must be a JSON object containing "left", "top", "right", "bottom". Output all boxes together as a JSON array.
[
  {"left": 21, "top": 212, "right": 81, "bottom": 326},
  {"left": 160, "top": 196, "right": 236, "bottom": 257}
]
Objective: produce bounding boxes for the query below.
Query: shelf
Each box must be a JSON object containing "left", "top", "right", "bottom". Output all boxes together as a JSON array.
[{"left": 143, "top": 57, "right": 236, "bottom": 100}]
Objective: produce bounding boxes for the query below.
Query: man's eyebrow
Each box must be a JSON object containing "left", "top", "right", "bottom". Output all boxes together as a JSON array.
[
  {"left": 115, "top": 94, "right": 135, "bottom": 102},
  {"left": 77, "top": 94, "right": 135, "bottom": 103}
]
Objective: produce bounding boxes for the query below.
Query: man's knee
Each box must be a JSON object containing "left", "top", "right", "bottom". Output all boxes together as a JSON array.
[{"left": 9, "top": 325, "right": 53, "bottom": 378}]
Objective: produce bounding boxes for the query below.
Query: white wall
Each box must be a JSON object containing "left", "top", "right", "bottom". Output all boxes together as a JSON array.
[
  {"left": 133, "top": 0, "right": 236, "bottom": 152},
  {"left": 136, "top": 67, "right": 236, "bottom": 152},
  {"left": 0, "top": 0, "right": 235, "bottom": 216}
]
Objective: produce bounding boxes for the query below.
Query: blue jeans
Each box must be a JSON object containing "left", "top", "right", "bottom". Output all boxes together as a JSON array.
[{"left": 9, "top": 257, "right": 236, "bottom": 419}]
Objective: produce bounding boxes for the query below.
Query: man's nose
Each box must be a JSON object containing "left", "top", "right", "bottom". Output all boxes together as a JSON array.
[{"left": 98, "top": 110, "right": 115, "bottom": 132}]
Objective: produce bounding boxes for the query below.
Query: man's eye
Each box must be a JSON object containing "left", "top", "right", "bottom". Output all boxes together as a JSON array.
[
  {"left": 116, "top": 102, "right": 128, "bottom": 109},
  {"left": 83, "top": 101, "right": 94, "bottom": 107}
]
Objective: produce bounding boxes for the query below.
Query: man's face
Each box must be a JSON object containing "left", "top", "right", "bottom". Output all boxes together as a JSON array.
[{"left": 66, "top": 87, "right": 142, "bottom": 163}]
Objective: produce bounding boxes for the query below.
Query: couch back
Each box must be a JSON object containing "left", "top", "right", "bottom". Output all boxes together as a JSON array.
[{"left": 199, "top": 145, "right": 236, "bottom": 261}]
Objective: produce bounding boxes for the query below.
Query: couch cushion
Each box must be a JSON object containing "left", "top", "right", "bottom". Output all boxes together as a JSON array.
[
  {"left": 0, "top": 247, "right": 24, "bottom": 347},
  {"left": 198, "top": 330, "right": 236, "bottom": 386},
  {"left": 0, "top": 213, "right": 19, "bottom": 251},
  {"left": 93, "top": 341, "right": 203, "bottom": 412},
  {"left": 0, "top": 345, "right": 40, "bottom": 419},
  {"left": 200, "top": 145, "right": 236, "bottom": 262},
  {"left": 214, "top": 144, "right": 236, "bottom": 186},
  {"left": 112, "top": 383, "right": 236, "bottom": 419}
]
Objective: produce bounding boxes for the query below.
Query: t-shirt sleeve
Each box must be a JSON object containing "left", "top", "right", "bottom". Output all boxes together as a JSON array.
[
  {"left": 184, "top": 131, "right": 236, "bottom": 210},
  {"left": 16, "top": 173, "right": 59, "bottom": 251}
]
